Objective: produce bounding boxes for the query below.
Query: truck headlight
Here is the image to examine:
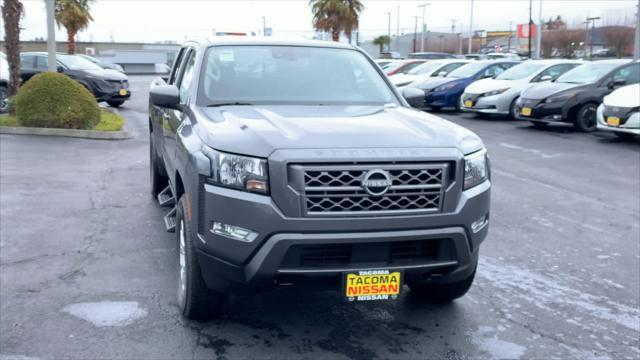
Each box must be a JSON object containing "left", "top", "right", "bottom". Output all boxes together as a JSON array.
[
  {"left": 464, "top": 149, "right": 488, "bottom": 190},
  {"left": 202, "top": 147, "right": 269, "bottom": 194}
]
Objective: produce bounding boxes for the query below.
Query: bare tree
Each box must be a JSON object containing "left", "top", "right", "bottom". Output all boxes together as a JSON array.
[
  {"left": 602, "top": 26, "right": 635, "bottom": 58},
  {"left": 1, "top": 0, "right": 23, "bottom": 96}
]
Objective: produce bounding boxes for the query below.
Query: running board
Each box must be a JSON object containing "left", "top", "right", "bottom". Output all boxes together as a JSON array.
[
  {"left": 164, "top": 206, "right": 177, "bottom": 233},
  {"left": 157, "top": 185, "right": 175, "bottom": 207}
]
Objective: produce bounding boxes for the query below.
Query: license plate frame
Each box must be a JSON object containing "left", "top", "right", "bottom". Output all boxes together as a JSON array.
[
  {"left": 521, "top": 107, "right": 532, "bottom": 116},
  {"left": 343, "top": 270, "right": 402, "bottom": 302},
  {"left": 607, "top": 116, "right": 620, "bottom": 126},
  {"left": 119, "top": 89, "right": 128, "bottom": 96},
  {"left": 464, "top": 100, "right": 473, "bottom": 108}
]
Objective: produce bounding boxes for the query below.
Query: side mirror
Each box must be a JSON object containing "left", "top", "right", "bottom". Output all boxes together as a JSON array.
[
  {"left": 539, "top": 75, "right": 553, "bottom": 82},
  {"left": 150, "top": 84, "right": 180, "bottom": 109},
  {"left": 437, "top": 71, "right": 447, "bottom": 77},
  {"left": 609, "top": 79, "right": 626, "bottom": 89},
  {"left": 56, "top": 65, "right": 64, "bottom": 73},
  {"left": 402, "top": 87, "right": 425, "bottom": 108}
]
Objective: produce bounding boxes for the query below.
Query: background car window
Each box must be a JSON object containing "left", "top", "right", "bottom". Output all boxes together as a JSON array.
[
  {"left": 398, "top": 62, "right": 423, "bottom": 74},
  {"left": 483, "top": 64, "right": 507, "bottom": 78},
  {"left": 20, "top": 54, "right": 36, "bottom": 70},
  {"left": 534, "top": 64, "right": 578, "bottom": 82},
  {"left": 612, "top": 64, "right": 640, "bottom": 85},
  {"left": 177, "top": 50, "right": 196, "bottom": 104},
  {"left": 439, "top": 62, "right": 466, "bottom": 75},
  {"left": 35, "top": 56, "right": 48, "bottom": 71}
]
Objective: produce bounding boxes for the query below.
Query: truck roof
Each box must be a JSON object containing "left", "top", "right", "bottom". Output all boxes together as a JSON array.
[{"left": 184, "top": 37, "right": 356, "bottom": 50}]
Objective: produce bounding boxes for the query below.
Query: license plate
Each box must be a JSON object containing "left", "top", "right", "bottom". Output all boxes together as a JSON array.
[
  {"left": 607, "top": 116, "right": 620, "bottom": 126},
  {"left": 344, "top": 270, "right": 401, "bottom": 302},
  {"left": 464, "top": 100, "right": 473, "bottom": 108},
  {"left": 119, "top": 89, "right": 128, "bottom": 96},
  {"left": 521, "top": 107, "right": 532, "bottom": 116}
]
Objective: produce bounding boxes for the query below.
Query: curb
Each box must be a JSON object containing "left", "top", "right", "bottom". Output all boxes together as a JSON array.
[{"left": 0, "top": 126, "right": 130, "bottom": 140}]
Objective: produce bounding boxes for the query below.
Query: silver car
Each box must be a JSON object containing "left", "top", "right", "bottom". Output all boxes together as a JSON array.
[{"left": 460, "top": 59, "right": 583, "bottom": 118}]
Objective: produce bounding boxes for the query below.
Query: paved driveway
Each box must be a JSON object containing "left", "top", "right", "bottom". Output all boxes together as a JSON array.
[{"left": 1, "top": 75, "right": 638, "bottom": 359}]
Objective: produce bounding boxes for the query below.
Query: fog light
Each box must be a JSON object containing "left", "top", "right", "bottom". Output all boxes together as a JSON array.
[
  {"left": 471, "top": 215, "right": 489, "bottom": 233},
  {"left": 211, "top": 222, "right": 258, "bottom": 242}
]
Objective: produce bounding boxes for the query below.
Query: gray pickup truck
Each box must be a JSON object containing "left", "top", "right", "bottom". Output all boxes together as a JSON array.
[{"left": 148, "top": 38, "right": 491, "bottom": 320}]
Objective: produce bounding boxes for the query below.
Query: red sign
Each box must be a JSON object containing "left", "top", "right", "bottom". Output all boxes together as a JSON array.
[{"left": 517, "top": 23, "right": 537, "bottom": 38}]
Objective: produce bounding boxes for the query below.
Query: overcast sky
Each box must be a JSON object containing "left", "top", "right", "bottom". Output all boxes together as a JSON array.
[{"left": 11, "top": 0, "right": 639, "bottom": 43}]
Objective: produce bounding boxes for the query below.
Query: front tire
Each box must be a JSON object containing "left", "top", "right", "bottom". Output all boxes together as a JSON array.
[
  {"left": 408, "top": 267, "right": 476, "bottom": 303},
  {"left": 0, "top": 85, "right": 8, "bottom": 113},
  {"left": 107, "top": 100, "right": 125, "bottom": 108},
  {"left": 176, "top": 195, "right": 228, "bottom": 320},
  {"left": 574, "top": 103, "right": 598, "bottom": 132},
  {"left": 509, "top": 97, "right": 519, "bottom": 120}
]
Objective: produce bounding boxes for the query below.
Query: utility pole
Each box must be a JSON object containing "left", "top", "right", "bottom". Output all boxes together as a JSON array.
[
  {"left": 586, "top": 16, "right": 600, "bottom": 60},
  {"left": 535, "top": 0, "right": 542, "bottom": 58},
  {"left": 508, "top": 21, "right": 512, "bottom": 52},
  {"left": 634, "top": 0, "right": 639, "bottom": 60},
  {"left": 262, "top": 16, "right": 266, "bottom": 36},
  {"left": 413, "top": 16, "right": 419, "bottom": 52},
  {"left": 45, "top": 0, "right": 56, "bottom": 71},
  {"left": 528, "top": 0, "right": 533, "bottom": 59},
  {"left": 386, "top": 12, "right": 392, "bottom": 52},
  {"left": 396, "top": 5, "right": 400, "bottom": 52},
  {"left": 451, "top": 19, "right": 456, "bottom": 34},
  {"left": 468, "top": 0, "right": 474, "bottom": 54},
  {"left": 418, "top": 3, "right": 430, "bottom": 52}
]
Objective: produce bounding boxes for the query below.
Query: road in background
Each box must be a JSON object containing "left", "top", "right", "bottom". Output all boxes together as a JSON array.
[{"left": 1, "top": 76, "right": 638, "bottom": 359}]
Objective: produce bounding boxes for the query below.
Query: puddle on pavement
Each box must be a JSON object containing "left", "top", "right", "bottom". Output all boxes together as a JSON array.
[{"left": 62, "top": 301, "right": 147, "bottom": 327}]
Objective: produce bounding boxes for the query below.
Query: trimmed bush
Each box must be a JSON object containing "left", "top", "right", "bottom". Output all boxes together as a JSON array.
[{"left": 15, "top": 72, "right": 100, "bottom": 129}]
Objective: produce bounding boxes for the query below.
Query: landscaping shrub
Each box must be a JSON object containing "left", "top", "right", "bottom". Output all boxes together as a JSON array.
[{"left": 15, "top": 72, "right": 100, "bottom": 129}]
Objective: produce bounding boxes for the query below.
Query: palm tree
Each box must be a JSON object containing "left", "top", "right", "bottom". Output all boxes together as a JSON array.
[
  {"left": 1, "top": 0, "right": 23, "bottom": 97},
  {"left": 372, "top": 35, "right": 391, "bottom": 54},
  {"left": 309, "top": 0, "right": 363, "bottom": 42},
  {"left": 55, "top": 0, "right": 94, "bottom": 54}
]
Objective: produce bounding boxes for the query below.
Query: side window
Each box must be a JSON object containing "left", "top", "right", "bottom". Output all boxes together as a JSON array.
[
  {"left": 35, "top": 56, "right": 48, "bottom": 70},
  {"left": 440, "top": 63, "right": 463, "bottom": 75},
  {"left": 534, "top": 64, "right": 572, "bottom": 82},
  {"left": 484, "top": 64, "right": 506, "bottom": 78},
  {"left": 168, "top": 48, "right": 186, "bottom": 85},
  {"left": 20, "top": 55, "right": 36, "bottom": 70},
  {"left": 612, "top": 64, "right": 640, "bottom": 85},
  {"left": 176, "top": 50, "right": 196, "bottom": 104}
]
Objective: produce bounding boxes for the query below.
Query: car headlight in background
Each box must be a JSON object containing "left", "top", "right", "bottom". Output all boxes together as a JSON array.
[
  {"left": 464, "top": 149, "right": 489, "bottom": 190},
  {"left": 482, "top": 88, "right": 509, "bottom": 97},
  {"left": 545, "top": 91, "right": 578, "bottom": 103},
  {"left": 202, "top": 147, "right": 269, "bottom": 194},
  {"left": 434, "top": 82, "right": 458, "bottom": 92}
]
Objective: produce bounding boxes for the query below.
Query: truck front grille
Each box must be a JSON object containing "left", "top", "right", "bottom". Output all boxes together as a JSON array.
[{"left": 298, "top": 163, "right": 448, "bottom": 215}]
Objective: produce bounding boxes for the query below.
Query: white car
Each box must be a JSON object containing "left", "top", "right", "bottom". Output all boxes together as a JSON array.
[
  {"left": 390, "top": 59, "right": 469, "bottom": 88},
  {"left": 597, "top": 83, "right": 640, "bottom": 139},
  {"left": 0, "top": 52, "right": 9, "bottom": 113},
  {"left": 460, "top": 59, "right": 583, "bottom": 118}
]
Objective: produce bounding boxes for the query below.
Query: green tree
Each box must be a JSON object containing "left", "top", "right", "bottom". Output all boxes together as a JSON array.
[
  {"left": 1, "top": 0, "right": 24, "bottom": 96},
  {"left": 55, "top": 0, "right": 94, "bottom": 54},
  {"left": 310, "top": 0, "right": 364, "bottom": 42},
  {"left": 373, "top": 35, "right": 391, "bottom": 54}
]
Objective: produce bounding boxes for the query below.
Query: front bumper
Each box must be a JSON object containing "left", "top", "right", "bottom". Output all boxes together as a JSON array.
[
  {"left": 88, "top": 79, "right": 131, "bottom": 102},
  {"left": 460, "top": 92, "right": 511, "bottom": 115},
  {"left": 193, "top": 147, "right": 491, "bottom": 294},
  {"left": 514, "top": 98, "right": 570, "bottom": 123},
  {"left": 596, "top": 104, "right": 640, "bottom": 135},
  {"left": 424, "top": 89, "right": 463, "bottom": 108}
]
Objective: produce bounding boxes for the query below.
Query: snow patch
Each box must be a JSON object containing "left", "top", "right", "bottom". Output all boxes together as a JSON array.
[{"left": 62, "top": 301, "right": 147, "bottom": 327}]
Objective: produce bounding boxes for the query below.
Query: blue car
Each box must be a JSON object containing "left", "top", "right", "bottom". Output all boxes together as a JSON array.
[{"left": 416, "top": 60, "right": 520, "bottom": 111}]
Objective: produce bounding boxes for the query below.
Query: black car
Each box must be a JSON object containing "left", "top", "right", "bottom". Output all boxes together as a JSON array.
[
  {"left": 20, "top": 52, "right": 130, "bottom": 107},
  {"left": 516, "top": 60, "right": 640, "bottom": 131},
  {"left": 408, "top": 52, "right": 459, "bottom": 60}
]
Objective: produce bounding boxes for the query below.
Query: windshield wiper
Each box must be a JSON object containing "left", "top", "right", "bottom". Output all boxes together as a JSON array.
[{"left": 206, "top": 102, "right": 254, "bottom": 107}]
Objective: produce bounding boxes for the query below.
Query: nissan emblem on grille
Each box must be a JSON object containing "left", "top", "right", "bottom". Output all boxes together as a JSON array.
[{"left": 361, "top": 169, "right": 393, "bottom": 196}]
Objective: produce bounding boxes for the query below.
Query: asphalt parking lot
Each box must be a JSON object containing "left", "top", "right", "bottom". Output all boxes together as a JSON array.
[{"left": 1, "top": 75, "right": 639, "bottom": 359}]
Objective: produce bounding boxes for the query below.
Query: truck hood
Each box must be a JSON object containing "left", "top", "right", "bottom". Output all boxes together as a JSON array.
[
  {"left": 465, "top": 78, "right": 523, "bottom": 94},
  {"left": 195, "top": 105, "right": 483, "bottom": 158},
  {"left": 521, "top": 82, "right": 586, "bottom": 100}
]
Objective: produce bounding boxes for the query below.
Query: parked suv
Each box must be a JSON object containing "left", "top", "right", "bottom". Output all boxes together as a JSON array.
[
  {"left": 20, "top": 52, "right": 130, "bottom": 107},
  {"left": 148, "top": 38, "right": 491, "bottom": 319}
]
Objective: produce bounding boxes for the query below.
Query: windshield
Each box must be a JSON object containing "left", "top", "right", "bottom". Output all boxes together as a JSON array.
[
  {"left": 496, "top": 63, "right": 545, "bottom": 80},
  {"left": 555, "top": 63, "right": 619, "bottom": 84},
  {"left": 57, "top": 54, "right": 103, "bottom": 71},
  {"left": 199, "top": 46, "right": 397, "bottom": 106},
  {"left": 447, "top": 62, "right": 486, "bottom": 78},
  {"left": 407, "top": 62, "right": 441, "bottom": 75}
]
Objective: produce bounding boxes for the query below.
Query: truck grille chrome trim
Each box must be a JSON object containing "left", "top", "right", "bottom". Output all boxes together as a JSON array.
[{"left": 293, "top": 163, "right": 449, "bottom": 216}]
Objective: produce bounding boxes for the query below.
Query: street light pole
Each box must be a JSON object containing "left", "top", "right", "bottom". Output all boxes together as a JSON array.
[
  {"left": 528, "top": 0, "right": 533, "bottom": 59},
  {"left": 418, "top": 3, "right": 429, "bottom": 52},
  {"left": 586, "top": 16, "right": 600, "bottom": 60},
  {"left": 535, "top": 0, "right": 542, "bottom": 59},
  {"left": 468, "top": 0, "right": 474, "bottom": 54},
  {"left": 413, "top": 16, "right": 419, "bottom": 52},
  {"left": 45, "top": 0, "right": 56, "bottom": 71},
  {"left": 396, "top": 5, "right": 400, "bottom": 52},
  {"left": 634, "top": 0, "right": 640, "bottom": 60},
  {"left": 262, "top": 16, "right": 266, "bottom": 36},
  {"left": 386, "top": 12, "right": 391, "bottom": 52}
]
